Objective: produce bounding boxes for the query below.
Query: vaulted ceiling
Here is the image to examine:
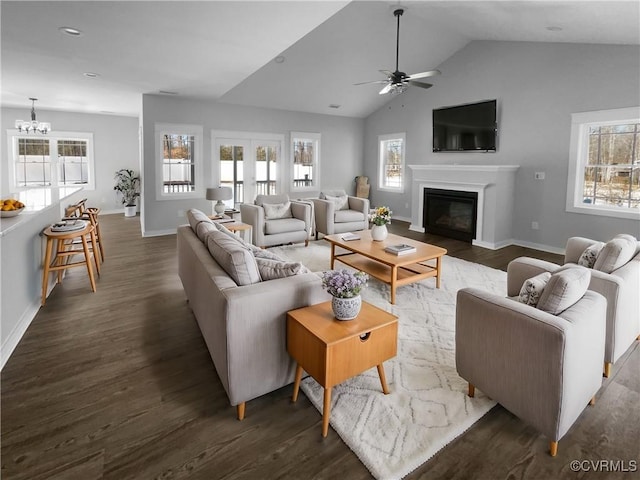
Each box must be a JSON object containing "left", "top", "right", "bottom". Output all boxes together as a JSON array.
[{"left": 2, "top": 1, "right": 639, "bottom": 119}]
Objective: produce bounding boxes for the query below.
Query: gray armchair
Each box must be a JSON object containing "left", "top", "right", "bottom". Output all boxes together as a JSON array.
[
  {"left": 312, "top": 189, "right": 369, "bottom": 239},
  {"left": 456, "top": 265, "right": 606, "bottom": 457},
  {"left": 240, "top": 194, "right": 311, "bottom": 248},
  {"left": 508, "top": 235, "right": 640, "bottom": 377}
]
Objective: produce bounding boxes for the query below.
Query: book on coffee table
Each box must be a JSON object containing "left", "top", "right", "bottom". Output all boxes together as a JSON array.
[
  {"left": 384, "top": 243, "right": 417, "bottom": 255},
  {"left": 341, "top": 232, "right": 361, "bottom": 241}
]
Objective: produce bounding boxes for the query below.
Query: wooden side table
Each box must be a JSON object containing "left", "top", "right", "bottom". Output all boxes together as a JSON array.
[{"left": 287, "top": 301, "right": 398, "bottom": 437}]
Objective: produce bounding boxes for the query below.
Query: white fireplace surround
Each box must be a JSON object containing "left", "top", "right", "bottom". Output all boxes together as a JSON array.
[{"left": 409, "top": 165, "right": 520, "bottom": 250}]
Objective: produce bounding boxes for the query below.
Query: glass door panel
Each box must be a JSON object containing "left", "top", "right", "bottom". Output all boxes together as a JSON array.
[
  {"left": 255, "top": 142, "right": 278, "bottom": 197},
  {"left": 219, "top": 142, "right": 246, "bottom": 208}
]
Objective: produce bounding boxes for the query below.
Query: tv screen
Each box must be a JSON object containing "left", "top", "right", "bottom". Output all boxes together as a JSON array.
[{"left": 433, "top": 100, "right": 497, "bottom": 152}]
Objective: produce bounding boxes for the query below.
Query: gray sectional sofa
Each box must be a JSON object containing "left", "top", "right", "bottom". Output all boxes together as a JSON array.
[{"left": 177, "top": 209, "right": 329, "bottom": 419}]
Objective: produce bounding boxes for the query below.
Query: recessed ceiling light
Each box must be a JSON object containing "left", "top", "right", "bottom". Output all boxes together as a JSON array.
[
  {"left": 59, "top": 26, "right": 83, "bottom": 36},
  {"left": 159, "top": 90, "right": 178, "bottom": 95},
  {"left": 329, "top": 104, "right": 341, "bottom": 109},
  {"left": 83, "top": 72, "right": 100, "bottom": 78},
  {"left": 546, "top": 26, "right": 563, "bottom": 32},
  {"left": 274, "top": 56, "right": 285, "bottom": 64}
]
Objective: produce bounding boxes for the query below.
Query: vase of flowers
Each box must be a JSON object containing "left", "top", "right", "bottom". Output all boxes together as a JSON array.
[
  {"left": 322, "top": 269, "right": 368, "bottom": 320},
  {"left": 370, "top": 206, "right": 391, "bottom": 241}
]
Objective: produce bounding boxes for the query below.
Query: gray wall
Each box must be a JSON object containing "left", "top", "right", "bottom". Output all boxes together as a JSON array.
[
  {"left": 141, "top": 95, "right": 364, "bottom": 235},
  {"left": 364, "top": 41, "right": 640, "bottom": 250},
  {"left": 1, "top": 108, "right": 140, "bottom": 213}
]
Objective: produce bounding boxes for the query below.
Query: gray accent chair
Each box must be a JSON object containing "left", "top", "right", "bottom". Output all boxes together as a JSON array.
[
  {"left": 240, "top": 194, "right": 312, "bottom": 248},
  {"left": 508, "top": 236, "right": 640, "bottom": 377},
  {"left": 312, "top": 189, "right": 369, "bottom": 239},
  {"left": 456, "top": 263, "right": 606, "bottom": 457}
]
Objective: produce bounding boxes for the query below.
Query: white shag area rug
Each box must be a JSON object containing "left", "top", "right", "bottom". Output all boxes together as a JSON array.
[{"left": 269, "top": 241, "right": 507, "bottom": 480}]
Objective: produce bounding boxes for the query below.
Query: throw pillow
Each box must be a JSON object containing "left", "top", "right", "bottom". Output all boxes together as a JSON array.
[
  {"left": 187, "top": 208, "right": 212, "bottom": 232},
  {"left": 320, "top": 190, "right": 347, "bottom": 200},
  {"left": 206, "top": 230, "right": 261, "bottom": 286},
  {"left": 325, "top": 194, "right": 349, "bottom": 211},
  {"left": 577, "top": 242, "right": 605, "bottom": 268},
  {"left": 252, "top": 247, "right": 286, "bottom": 261},
  {"left": 536, "top": 266, "right": 591, "bottom": 315},
  {"left": 216, "top": 222, "right": 254, "bottom": 250},
  {"left": 517, "top": 271, "right": 552, "bottom": 307},
  {"left": 255, "top": 257, "right": 304, "bottom": 281},
  {"left": 593, "top": 234, "right": 637, "bottom": 273},
  {"left": 196, "top": 221, "right": 217, "bottom": 242},
  {"left": 263, "top": 202, "right": 293, "bottom": 220}
]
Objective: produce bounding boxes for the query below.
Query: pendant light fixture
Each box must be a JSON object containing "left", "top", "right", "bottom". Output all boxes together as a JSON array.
[{"left": 15, "top": 98, "right": 51, "bottom": 134}]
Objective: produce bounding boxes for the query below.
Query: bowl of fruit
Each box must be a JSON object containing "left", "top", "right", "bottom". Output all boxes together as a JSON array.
[{"left": 1, "top": 199, "right": 26, "bottom": 217}]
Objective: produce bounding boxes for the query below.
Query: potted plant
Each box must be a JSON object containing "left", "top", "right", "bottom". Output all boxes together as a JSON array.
[
  {"left": 322, "top": 269, "right": 368, "bottom": 320},
  {"left": 114, "top": 169, "right": 140, "bottom": 217},
  {"left": 369, "top": 206, "right": 392, "bottom": 241}
]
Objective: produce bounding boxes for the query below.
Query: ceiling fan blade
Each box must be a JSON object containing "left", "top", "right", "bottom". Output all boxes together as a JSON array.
[
  {"left": 407, "top": 69, "right": 441, "bottom": 80},
  {"left": 354, "top": 79, "right": 389, "bottom": 86},
  {"left": 379, "top": 69, "right": 393, "bottom": 77},
  {"left": 408, "top": 80, "right": 433, "bottom": 90},
  {"left": 379, "top": 83, "right": 393, "bottom": 95}
]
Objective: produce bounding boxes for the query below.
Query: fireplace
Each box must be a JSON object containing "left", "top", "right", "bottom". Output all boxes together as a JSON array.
[
  {"left": 409, "top": 165, "right": 519, "bottom": 249},
  {"left": 423, "top": 188, "right": 478, "bottom": 242}
]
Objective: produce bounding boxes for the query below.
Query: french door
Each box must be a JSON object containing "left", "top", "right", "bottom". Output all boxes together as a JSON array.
[{"left": 213, "top": 132, "right": 283, "bottom": 208}]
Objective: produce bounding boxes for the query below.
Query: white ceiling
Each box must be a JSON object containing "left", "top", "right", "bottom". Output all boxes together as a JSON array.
[{"left": 2, "top": 1, "right": 639, "bottom": 119}]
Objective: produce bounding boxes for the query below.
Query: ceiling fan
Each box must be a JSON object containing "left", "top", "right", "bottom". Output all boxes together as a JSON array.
[{"left": 355, "top": 8, "right": 440, "bottom": 95}]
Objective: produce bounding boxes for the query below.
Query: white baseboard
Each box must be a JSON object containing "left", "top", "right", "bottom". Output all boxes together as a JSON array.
[
  {"left": 143, "top": 228, "right": 177, "bottom": 237},
  {"left": 472, "top": 238, "right": 514, "bottom": 250},
  {"left": 409, "top": 224, "right": 425, "bottom": 233},
  {"left": 511, "top": 239, "right": 565, "bottom": 255},
  {"left": 2, "top": 275, "right": 60, "bottom": 370},
  {"left": 1, "top": 301, "right": 39, "bottom": 369}
]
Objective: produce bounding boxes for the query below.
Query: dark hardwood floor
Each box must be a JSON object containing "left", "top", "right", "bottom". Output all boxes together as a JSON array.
[{"left": 2, "top": 215, "right": 638, "bottom": 479}]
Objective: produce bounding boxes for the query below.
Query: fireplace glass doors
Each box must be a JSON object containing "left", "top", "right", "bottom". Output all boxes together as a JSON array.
[{"left": 423, "top": 188, "right": 478, "bottom": 242}]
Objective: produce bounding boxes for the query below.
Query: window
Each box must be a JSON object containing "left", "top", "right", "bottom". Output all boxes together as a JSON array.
[
  {"left": 58, "top": 139, "right": 89, "bottom": 186},
  {"left": 378, "top": 133, "right": 405, "bottom": 192},
  {"left": 567, "top": 107, "right": 639, "bottom": 219},
  {"left": 291, "top": 132, "right": 320, "bottom": 191},
  {"left": 8, "top": 131, "right": 94, "bottom": 190},
  {"left": 155, "top": 124, "right": 203, "bottom": 200}
]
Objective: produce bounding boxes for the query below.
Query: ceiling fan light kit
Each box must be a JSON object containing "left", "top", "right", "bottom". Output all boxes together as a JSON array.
[{"left": 356, "top": 8, "right": 440, "bottom": 95}]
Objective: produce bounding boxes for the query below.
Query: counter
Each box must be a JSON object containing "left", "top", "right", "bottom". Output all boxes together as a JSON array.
[
  {"left": 0, "top": 186, "right": 83, "bottom": 237},
  {"left": 1, "top": 186, "right": 84, "bottom": 369}
]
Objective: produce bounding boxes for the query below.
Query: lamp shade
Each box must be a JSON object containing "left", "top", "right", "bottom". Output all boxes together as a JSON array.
[{"left": 206, "top": 187, "right": 233, "bottom": 201}]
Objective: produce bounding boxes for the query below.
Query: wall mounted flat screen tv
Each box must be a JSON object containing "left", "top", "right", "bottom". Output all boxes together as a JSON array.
[{"left": 433, "top": 99, "right": 497, "bottom": 152}]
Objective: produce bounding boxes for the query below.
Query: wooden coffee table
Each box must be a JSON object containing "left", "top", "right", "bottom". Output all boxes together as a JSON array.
[
  {"left": 324, "top": 231, "right": 447, "bottom": 304},
  {"left": 287, "top": 301, "right": 398, "bottom": 437}
]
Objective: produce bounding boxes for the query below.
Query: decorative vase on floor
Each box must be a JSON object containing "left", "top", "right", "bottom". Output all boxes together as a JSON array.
[
  {"left": 124, "top": 205, "right": 137, "bottom": 217},
  {"left": 371, "top": 224, "right": 388, "bottom": 241},
  {"left": 331, "top": 295, "right": 362, "bottom": 321}
]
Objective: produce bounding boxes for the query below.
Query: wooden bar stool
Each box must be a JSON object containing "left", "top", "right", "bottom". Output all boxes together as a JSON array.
[
  {"left": 84, "top": 207, "right": 105, "bottom": 263},
  {"left": 64, "top": 199, "right": 105, "bottom": 264},
  {"left": 41, "top": 221, "right": 98, "bottom": 306}
]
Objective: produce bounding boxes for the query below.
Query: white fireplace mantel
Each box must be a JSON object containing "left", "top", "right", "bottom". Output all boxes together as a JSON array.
[{"left": 408, "top": 164, "right": 520, "bottom": 249}]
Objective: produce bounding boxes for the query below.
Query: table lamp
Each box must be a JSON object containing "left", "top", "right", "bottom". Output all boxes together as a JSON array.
[{"left": 206, "top": 187, "right": 233, "bottom": 216}]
